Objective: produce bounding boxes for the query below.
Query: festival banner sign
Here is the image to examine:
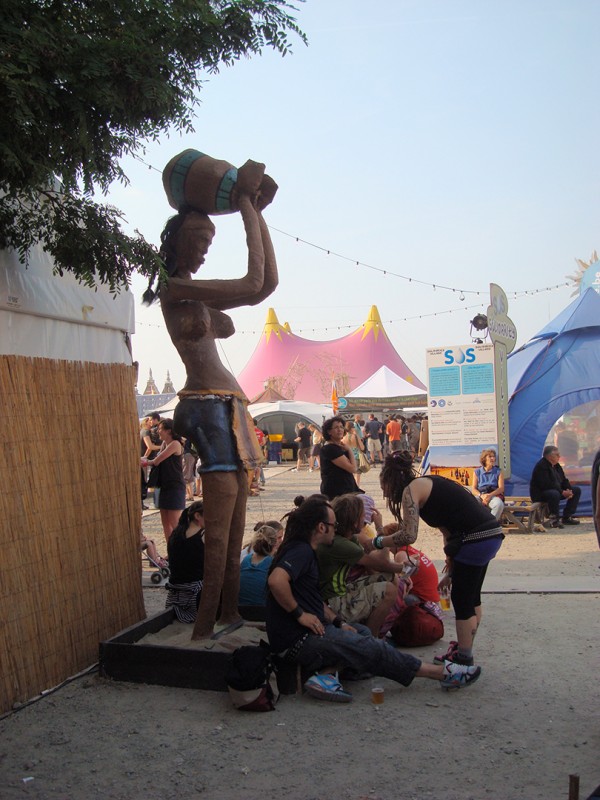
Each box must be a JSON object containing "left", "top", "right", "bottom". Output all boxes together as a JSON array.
[
  {"left": 426, "top": 343, "right": 498, "bottom": 484},
  {"left": 338, "top": 394, "right": 428, "bottom": 412}
]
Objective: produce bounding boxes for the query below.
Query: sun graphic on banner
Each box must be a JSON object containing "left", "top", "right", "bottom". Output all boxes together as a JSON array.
[{"left": 567, "top": 250, "right": 598, "bottom": 296}]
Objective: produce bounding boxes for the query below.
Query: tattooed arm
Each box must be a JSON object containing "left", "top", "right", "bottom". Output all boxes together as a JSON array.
[
  {"left": 376, "top": 478, "right": 433, "bottom": 549},
  {"left": 390, "top": 486, "right": 420, "bottom": 546}
]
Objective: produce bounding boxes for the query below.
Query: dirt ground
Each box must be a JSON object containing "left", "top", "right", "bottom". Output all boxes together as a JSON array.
[{"left": 1, "top": 465, "right": 599, "bottom": 800}]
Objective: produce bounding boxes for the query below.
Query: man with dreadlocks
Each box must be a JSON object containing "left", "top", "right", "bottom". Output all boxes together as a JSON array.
[{"left": 265, "top": 494, "right": 481, "bottom": 702}]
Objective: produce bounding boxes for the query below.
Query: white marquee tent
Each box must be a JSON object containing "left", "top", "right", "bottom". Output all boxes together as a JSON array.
[
  {"left": 346, "top": 365, "right": 426, "bottom": 398},
  {"left": 149, "top": 396, "right": 332, "bottom": 428},
  {"left": 343, "top": 365, "right": 427, "bottom": 410},
  {"left": 248, "top": 400, "right": 332, "bottom": 426}
]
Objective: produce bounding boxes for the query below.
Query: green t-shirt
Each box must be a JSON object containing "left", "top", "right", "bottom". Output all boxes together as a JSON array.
[{"left": 316, "top": 535, "right": 365, "bottom": 600}]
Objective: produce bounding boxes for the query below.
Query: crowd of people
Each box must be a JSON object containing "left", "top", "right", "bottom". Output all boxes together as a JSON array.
[
  {"left": 265, "top": 490, "right": 481, "bottom": 700},
  {"left": 140, "top": 413, "right": 268, "bottom": 538},
  {"left": 287, "top": 414, "right": 422, "bottom": 473},
  {"left": 139, "top": 412, "right": 422, "bottom": 530},
  {"left": 138, "top": 408, "right": 598, "bottom": 701}
]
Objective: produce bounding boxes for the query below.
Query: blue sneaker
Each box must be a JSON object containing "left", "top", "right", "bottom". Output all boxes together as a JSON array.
[
  {"left": 439, "top": 660, "right": 481, "bottom": 691},
  {"left": 304, "top": 672, "right": 353, "bottom": 703}
]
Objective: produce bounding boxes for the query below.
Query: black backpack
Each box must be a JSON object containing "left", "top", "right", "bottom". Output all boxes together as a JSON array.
[{"left": 226, "top": 642, "right": 279, "bottom": 712}]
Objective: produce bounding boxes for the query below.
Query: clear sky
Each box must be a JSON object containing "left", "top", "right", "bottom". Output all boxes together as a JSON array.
[{"left": 107, "top": 0, "right": 600, "bottom": 396}]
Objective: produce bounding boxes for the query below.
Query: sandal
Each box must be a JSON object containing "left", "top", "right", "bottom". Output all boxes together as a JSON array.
[
  {"left": 211, "top": 619, "right": 244, "bottom": 640},
  {"left": 304, "top": 672, "right": 352, "bottom": 703}
]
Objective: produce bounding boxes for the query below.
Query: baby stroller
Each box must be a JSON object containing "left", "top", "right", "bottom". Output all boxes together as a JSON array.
[{"left": 141, "top": 538, "right": 170, "bottom": 585}]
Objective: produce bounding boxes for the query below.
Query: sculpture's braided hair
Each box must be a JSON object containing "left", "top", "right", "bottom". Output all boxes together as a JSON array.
[{"left": 142, "top": 205, "right": 197, "bottom": 305}]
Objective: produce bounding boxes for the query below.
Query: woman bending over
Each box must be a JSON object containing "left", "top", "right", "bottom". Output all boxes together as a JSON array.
[{"left": 374, "top": 451, "right": 504, "bottom": 666}]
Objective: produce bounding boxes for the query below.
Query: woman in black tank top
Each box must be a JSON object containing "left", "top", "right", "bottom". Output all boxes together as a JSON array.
[
  {"left": 373, "top": 451, "right": 503, "bottom": 668},
  {"left": 141, "top": 418, "right": 185, "bottom": 542}
]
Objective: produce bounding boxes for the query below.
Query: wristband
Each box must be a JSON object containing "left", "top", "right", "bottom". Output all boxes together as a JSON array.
[
  {"left": 373, "top": 535, "right": 384, "bottom": 550},
  {"left": 290, "top": 605, "right": 304, "bottom": 620},
  {"left": 332, "top": 615, "right": 343, "bottom": 628}
]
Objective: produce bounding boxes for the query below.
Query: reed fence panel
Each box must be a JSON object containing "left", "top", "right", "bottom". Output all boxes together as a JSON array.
[{"left": 0, "top": 356, "right": 144, "bottom": 713}]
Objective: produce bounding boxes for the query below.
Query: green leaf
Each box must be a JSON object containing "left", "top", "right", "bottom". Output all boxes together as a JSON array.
[{"left": 0, "top": 0, "right": 306, "bottom": 289}]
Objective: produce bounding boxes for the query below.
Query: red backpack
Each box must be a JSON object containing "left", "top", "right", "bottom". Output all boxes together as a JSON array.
[{"left": 390, "top": 604, "right": 444, "bottom": 647}]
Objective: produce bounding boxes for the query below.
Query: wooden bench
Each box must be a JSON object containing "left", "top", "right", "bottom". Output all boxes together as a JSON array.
[{"left": 502, "top": 496, "right": 548, "bottom": 533}]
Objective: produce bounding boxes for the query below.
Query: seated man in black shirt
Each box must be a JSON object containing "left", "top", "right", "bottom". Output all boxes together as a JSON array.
[
  {"left": 529, "top": 445, "right": 581, "bottom": 528},
  {"left": 265, "top": 494, "right": 481, "bottom": 701}
]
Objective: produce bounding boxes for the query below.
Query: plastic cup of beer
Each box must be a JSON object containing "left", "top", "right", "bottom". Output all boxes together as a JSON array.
[
  {"left": 371, "top": 686, "right": 384, "bottom": 709},
  {"left": 440, "top": 588, "right": 451, "bottom": 611}
]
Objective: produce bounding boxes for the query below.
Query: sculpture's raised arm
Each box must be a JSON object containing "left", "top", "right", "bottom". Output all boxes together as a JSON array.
[
  {"left": 161, "top": 196, "right": 265, "bottom": 305},
  {"left": 159, "top": 155, "right": 277, "bottom": 309},
  {"left": 207, "top": 204, "right": 278, "bottom": 311}
]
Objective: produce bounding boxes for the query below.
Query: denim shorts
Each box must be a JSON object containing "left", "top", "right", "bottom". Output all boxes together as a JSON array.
[{"left": 174, "top": 397, "right": 239, "bottom": 473}]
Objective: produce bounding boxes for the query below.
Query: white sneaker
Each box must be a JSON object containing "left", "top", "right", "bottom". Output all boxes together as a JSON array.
[{"left": 439, "top": 661, "right": 481, "bottom": 690}]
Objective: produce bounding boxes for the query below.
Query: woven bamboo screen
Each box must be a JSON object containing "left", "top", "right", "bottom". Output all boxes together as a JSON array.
[{"left": 0, "top": 356, "right": 145, "bottom": 713}]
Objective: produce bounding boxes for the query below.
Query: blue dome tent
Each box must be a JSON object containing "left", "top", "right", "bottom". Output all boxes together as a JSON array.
[{"left": 506, "top": 288, "right": 600, "bottom": 514}]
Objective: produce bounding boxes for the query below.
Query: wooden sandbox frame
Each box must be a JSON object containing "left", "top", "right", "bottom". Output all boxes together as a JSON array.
[{"left": 99, "top": 607, "right": 299, "bottom": 694}]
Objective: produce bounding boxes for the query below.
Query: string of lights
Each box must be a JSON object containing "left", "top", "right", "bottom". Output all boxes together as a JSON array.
[
  {"left": 268, "top": 225, "right": 572, "bottom": 299},
  {"left": 130, "top": 153, "right": 573, "bottom": 301},
  {"left": 136, "top": 300, "right": 496, "bottom": 336}
]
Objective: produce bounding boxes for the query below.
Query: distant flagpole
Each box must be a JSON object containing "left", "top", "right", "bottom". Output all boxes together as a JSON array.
[{"left": 331, "top": 375, "right": 339, "bottom": 415}]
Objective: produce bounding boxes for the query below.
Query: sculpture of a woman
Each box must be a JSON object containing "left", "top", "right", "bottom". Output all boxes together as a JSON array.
[{"left": 148, "top": 159, "right": 278, "bottom": 639}]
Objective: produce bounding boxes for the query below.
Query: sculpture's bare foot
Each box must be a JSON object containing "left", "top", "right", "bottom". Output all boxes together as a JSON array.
[{"left": 191, "top": 625, "right": 215, "bottom": 641}]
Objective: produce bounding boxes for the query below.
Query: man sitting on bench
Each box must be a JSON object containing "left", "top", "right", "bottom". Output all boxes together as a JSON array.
[{"left": 530, "top": 445, "right": 581, "bottom": 528}]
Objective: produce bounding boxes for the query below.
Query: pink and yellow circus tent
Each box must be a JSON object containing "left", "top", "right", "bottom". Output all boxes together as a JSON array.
[{"left": 237, "top": 306, "right": 426, "bottom": 404}]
